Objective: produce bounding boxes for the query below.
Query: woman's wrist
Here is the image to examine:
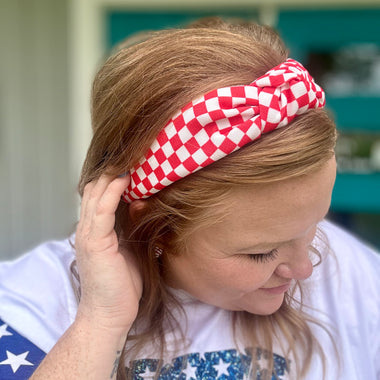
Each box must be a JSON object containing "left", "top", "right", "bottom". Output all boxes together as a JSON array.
[
  {"left": 30, "top": 309, "right": 131, "bottom": 379},
  {"left": 74, "top": 307, "right": 132, "bottom": 343}
]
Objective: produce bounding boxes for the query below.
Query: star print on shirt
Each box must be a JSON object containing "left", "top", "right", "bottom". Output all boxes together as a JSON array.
[
  {"left": 0, "top": 351, "right": 33, "bottom": 373},
  {"left": 127, "top": 348, "right": 289, "bottom": 379},
  {"left": 0, "top": 318, "right": 46, "bottom": 379},
  {"left": 0, "top": 324, "right": 13, "bottom": 340},
  {"left": 139, "top": 367, "right": 157, "bottom": 379},
  {"left": 183, "top": 363, "right": 198, "bottom": 379},
  {"left": 214, "top": 358, "right": 230, "bottom": 377}
]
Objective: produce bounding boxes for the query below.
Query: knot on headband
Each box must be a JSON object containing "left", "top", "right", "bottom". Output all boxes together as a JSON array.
[{"left": 123, "top": 58, "right": 325, "bottom": 203}]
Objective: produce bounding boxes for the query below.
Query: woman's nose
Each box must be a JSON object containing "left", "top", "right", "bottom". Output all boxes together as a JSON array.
[{"left": 274, "top": 248, "right": 313, "bottom": 281}]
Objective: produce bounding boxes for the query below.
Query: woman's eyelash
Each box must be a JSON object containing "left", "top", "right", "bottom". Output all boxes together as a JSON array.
[{"left": 246, "top": 249, "right": 279, "bottom": 263}]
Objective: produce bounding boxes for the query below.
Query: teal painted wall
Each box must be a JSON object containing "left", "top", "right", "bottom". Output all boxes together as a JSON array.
[{"left": 107, "top": 10, "right": 258, "bottom": 48}]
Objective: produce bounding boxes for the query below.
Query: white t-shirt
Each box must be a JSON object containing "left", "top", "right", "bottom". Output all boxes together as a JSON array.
[{"left": 0, "top": 221, "right": 379, "bottom": 379}]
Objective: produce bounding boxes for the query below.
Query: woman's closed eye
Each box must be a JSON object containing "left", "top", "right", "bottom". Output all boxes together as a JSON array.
[{"left": 245, "top": 249, "right": 279, "bottom": 263}]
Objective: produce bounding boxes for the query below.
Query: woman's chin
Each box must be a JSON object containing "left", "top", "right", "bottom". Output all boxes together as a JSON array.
[{"left": 242, "top": 294, "right": 286, "bottom": 316}]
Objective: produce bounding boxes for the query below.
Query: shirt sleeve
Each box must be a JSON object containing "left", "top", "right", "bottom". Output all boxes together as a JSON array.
[
  {"left": 0, "top": 238, "right": 78, "bottom": 378},
  {"left": 309, "top": 220, "right": 380, "bottom": 379},
  {"left": 0, "top": 318, "right": 46, "bottom": 379}
]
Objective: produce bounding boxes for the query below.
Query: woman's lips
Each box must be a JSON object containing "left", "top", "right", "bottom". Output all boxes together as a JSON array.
[{"left": 260, "top": 282, "right": 291, "bottom": 295}]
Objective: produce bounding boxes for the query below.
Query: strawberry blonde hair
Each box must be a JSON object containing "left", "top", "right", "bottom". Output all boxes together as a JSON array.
[{"left": 79, "top": 19, "right": 337, "bottom": 379}]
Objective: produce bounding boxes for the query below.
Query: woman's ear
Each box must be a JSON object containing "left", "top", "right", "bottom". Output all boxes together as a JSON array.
[{"left": 128, "top": 200, "right": 148, "bottom": 222}]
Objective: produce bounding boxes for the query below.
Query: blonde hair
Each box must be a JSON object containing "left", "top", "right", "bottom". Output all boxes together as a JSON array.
[{"left": 79, "top": 19, "right": 337, "bottom": 380}]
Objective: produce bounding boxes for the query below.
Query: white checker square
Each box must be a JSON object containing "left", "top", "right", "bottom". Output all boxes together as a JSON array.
[
  {"left": 210, "top": 148, "right": 226, "bottom": 161},
  {"left": 196, "top": 112, "right": 214, "bottom": 126},
  {"left": 205, "top": 97, "right": 220, "bottom": 112},
  {"left": 194, "top": 128, "right": 210, "bottom": 146},
  {"left": 258, "top": 91, "right": 273, "bottom": 107},
  {"left": 223, "top": 107, "right": 240, "bottom": 119},
  {"left": 240, "top": 108, "right": 255, "bottom": 121},
  {"left": 161, "top": 159, "right": 174, "bottom": 176},
  {"left": 147, "top": 155, "right": 160, "bottom": 171},
  {"left": 210, "top": 131, "right": 224, "bottom": 148},
  {"left": 150, "top": 139, "right": 161, "bottom": 154},
  {"left": 283, "top": 72, "right": 295, "bottom": 82},
  {"left": 182, "top": 107, "right": 196, "bottom": 124},
  {"left": 137, "top": 182, "right": 148, "bottom": 194},
  {"left": 291, "top": 81, "right": 307, "bottom": 98},
  {"left": 286, "top": 99, "right": 298, "bottom": 117},
  {"left": 270, "top": 68, "right": 283, "bottom": 76},
  {"left": 161, "top": 141, "right": 175, "bottom": 157},
  {"left": 129, "top": 190, "right": 138, "bottom": 200},
  {"left": 278, "top": 117, "right": 289, "bottom": 128},
  {"left": 149, "top": 188, "right": 159, "bottom": 196},
  {"left": 217, "top": 87, "right": 232, "bottom": 97},
  {"left": 309, "top": 89, "right": 320, "bottom": 103},
  {"left": 244, "top": 86, "right": 258, "bottom": 99},
  {"left": 161, "top": 177, "right": 174, "bottom": 187},
  {"left": 165, "top": 123, "right": 177, "bottom": 139},
  {"left": 215, "top": 117, "right": 232, "bottom": 130},
  {"left": 227, "top": 128, "right": 246, "bottom": 144},
  {"left": 135, "top": 166, "right": 146, "bottom": 180},
  {"left": 192, "top": 148, "right": 209, "bottom": 165},
  {"left": 177, "top": 126, "right": 193, "bottom": 143},
  {"left": 174, "top": 163, "right": 191, "bottom": 177},
  {"left": 147, "top": 172, "right": 158, "bottom": 185},
  {"left": 266, "top": 107, "right": 281, "bottom": 123},
  {"left": 246, "top": 124, "right": 261, "bottom": 140},
  {"left": 255, "top": 77, "right": 269, "bottom": 87},
  {"left": 232, "top": 97, "right": 246, "bottom": 107},
  {"left": 176, "top": 145, "right": 191, "bottom": 161}
]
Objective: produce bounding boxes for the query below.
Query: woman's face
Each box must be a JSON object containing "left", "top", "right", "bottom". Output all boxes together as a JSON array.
[{"left": 163, "top": 157, "right": 337, "bottom": 315}]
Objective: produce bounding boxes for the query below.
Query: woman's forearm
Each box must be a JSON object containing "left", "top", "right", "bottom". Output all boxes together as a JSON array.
[{"left": 30, "top": 314, "right": 130, "bottom": 380}]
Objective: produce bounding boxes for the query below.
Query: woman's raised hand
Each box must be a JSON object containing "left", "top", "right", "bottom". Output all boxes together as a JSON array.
[
  {"left": 74, "top": 174, "right": 143, "bottom": 333},
  {"left": 30, "top": 174, "right": 141, "bottom": 379}
]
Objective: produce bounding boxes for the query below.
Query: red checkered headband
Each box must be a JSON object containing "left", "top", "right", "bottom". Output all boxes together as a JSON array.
[{"left": 122, "top": 59, "right": 325, "bottom": 203}]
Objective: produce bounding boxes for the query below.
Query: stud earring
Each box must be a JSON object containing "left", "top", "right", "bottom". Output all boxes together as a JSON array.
[{"left": 154, "top": 246, "right": 163, "bottom": 258}]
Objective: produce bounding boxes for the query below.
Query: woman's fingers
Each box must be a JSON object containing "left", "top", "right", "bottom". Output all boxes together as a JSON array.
[
  {"left": 79, "top": 175, "right": 129, "bottom": 232},
  {"left": 79, "top": 175, "right": 114, "bottom": 232},
  {"left": 74, "top": 173, "right": 142, "bottom": 330},
  {"left": 94, "top": 175, "right": 130, "bottom": 216},
  {"left": 88, "top": 176, "right": 130, "bottom": 244},
  {"left": 77, "top": 175, "right": 130, "bottom": 252}
]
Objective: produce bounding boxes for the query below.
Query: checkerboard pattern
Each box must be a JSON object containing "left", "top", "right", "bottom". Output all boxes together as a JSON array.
[{"left": 123, "top": 59, "right": 325, "bottom": 202}]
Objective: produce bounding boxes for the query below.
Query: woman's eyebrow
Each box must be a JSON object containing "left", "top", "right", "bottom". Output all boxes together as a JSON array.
[
  {"left": 236, "top": 215, "right": 328, "bottom": 253},
  {"left": 236, "top": 240, "right": 290, "bottom": 252}
]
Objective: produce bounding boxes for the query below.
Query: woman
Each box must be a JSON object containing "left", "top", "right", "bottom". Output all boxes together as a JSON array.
[{"left": 1, "top": 20, "right": 379, "bottom": 380}]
